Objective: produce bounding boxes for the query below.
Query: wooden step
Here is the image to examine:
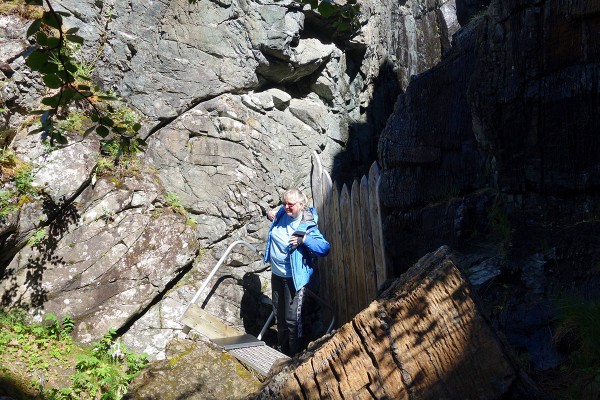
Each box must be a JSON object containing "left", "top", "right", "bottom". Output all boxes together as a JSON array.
[{"left": 181, "top": 303, "right": 243, "bottom": 340}]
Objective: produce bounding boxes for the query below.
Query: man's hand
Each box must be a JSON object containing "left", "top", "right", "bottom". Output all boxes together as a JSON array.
[
  {"left": 267, "top": 208, "right": 278, "bottom": 221},
  {"left": 289, "top": 234, "right": 303, "bottom": 247}
]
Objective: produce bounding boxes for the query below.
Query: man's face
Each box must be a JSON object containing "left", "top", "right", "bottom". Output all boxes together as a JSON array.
[{"left": 283, "top": 197, "right": 303, "bottom": 219}]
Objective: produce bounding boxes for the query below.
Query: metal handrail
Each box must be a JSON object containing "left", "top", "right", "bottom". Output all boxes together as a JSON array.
[
  {"left": 188, "top": 240, "right": 262, "bottom": 306},
  {"left": 181, "top": 239, "right": 335, "bottom": 341},
  {"left": 257, "top": 287, "right": 335, "bottom": 340}
]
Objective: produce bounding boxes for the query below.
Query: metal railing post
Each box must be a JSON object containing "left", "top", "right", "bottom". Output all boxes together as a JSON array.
[{"left": 183, "top": 240, "right": 261, "bottom": 317}]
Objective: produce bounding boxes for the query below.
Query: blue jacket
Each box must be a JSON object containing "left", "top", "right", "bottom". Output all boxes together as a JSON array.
[{"left": 264, "top": 207, "right": 330, "bottom": 290}]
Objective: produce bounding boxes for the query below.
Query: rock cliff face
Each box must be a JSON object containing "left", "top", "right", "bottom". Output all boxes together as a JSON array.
[
  {"left": 1, "top": 0, "right": 599, "bottom": 397},
  {"left": 1, "top": 0, "right": 462, "bottom": 358},
  {"left": 379, "top": 0, "right": 600, "bottom": 380}
]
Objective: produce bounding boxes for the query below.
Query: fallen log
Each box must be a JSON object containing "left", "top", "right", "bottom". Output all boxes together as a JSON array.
[{"left": 250, "top": 246, "right": 536, "bottom": 399}]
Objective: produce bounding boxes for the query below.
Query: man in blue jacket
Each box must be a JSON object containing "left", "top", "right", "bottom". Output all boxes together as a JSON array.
[{"left": 264, "top": 188, "right": 330, "bottom": 356}]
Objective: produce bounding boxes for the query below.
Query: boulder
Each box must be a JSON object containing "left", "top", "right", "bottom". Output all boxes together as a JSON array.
[
  {"left": 124, "top": 338, "right": 261, "bottom": 400},
  {"left": 257, "top": 38, "right": 336, "bottom": 84}
]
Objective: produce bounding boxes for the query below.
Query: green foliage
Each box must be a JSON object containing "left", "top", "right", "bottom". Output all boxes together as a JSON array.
[
  {"left": 23, "top": 0, "right": 145, "bottom": 155},
  {"left": 0, "top": 147, "right": 38, "bottom": 219},
  {"left": 0, "top": 310, "right": 73, "bottom": 375},
  {"left": 44, "top": 312, "right": 62, "bottom": 339},
  {"left": 95, "top": 137, "right": 142, "bottom": 180},
  {"left": 27, "top": 227, "right": 48, "bottom": 247},
  {"left": 48, "top": 328, "right": 149, "bottom": 400},
  {"left": 13, "top": 163, "right": 35, "bottom": 194},
  {"left": 298, "top": 0, "right": 361, "bottom": 36},
  {"left": 0, "top": 309, "right": 148, "bottom": 400},
  {"left": 0, "top": 147, "right": 17, "bottom": 180},
  {"left": 0, "top": 0, "right": 43, "bottom": 19},
  {"left": 61, "top": 315, "right": 75, "bottom": 335},
  {"left": 554, "top": 296, "right": 600, "bottom": 399},
  {"left": 0, "top": 190, "right": 18, "bottom": 219},
  {"left": 165, "top": 192, "right": 185, "bottom": 215},
  {"left": 56, "top": 111, "right": 90, "bottom": 133}
]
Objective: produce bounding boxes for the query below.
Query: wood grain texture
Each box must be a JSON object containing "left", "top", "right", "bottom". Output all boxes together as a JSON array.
[{"left": 269, "top": 248, "right": 518, "bottom": 400}]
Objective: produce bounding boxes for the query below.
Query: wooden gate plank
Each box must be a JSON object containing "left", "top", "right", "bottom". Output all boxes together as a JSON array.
[
  {"left": 340, "top": 184, "right": 358, "bottom": 319},
  {"left": 321, "top": 169, "right": 334, "bottom": 316},
  {"left": 311, "top": 152, "right": 328, "bottom": 299},
  {"left": 351, "top": 180, "right": 367, "bottom": 311},
  {"left": 368, "top": 163, "right": 387, "bottom": 290},
  {"left": 330, "top": 186, "right": 347, "bottom": 325},
  {"left": 360, "top": 175, "right": 376, "bottom": 302}
]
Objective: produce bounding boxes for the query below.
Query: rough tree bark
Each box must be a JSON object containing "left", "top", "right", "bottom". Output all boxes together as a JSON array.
[{"left": 251, "top": 246, "right": 533, "bottom": 399}]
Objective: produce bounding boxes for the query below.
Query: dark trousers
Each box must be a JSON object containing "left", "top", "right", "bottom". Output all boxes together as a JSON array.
[{"left": 271, "top": 274, "right": 305, "bottom": 356}]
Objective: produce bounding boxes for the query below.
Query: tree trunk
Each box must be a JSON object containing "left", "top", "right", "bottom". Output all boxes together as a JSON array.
[{"left": 252, "top": 246, "right": 534, "bottom": 400}]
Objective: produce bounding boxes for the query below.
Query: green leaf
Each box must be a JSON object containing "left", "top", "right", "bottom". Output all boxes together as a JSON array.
[
  {"left": 45, "top": 36, "right": 61, "bottom": 48},
  {"left": 336, "top": 22, "right": 349, "bottom": 31},
  {"left": 65, "top": 34, "right": 84, "bottom": 45},
  {"left": 77, "top": 84, "right": 91, "bottom": 91},
  {"left": 55, "top": 133, "right": 69, "bottom": 144},
  {"left": 27, "top": 18, "right": 42, "bottom": 38},
  {"left": 100, "top": 116, "right": 114, "bottom": 127},
  {"left": 26, "top": 50, "right": 48, "bottom": 71},
  {"left": 65, "top": 61, "right": 78, "bottom": 73},
  {"left": 317, "top": 1, "right": 337, "bottom": 18},
  {"left": 114, "top": 126, "right": 127, "bottom": 135},
  {"left": 309, "top": 0, "right": 318, "bottom": 9},
  {"left": 132, "top": 123, "right": 142, "bottom": 132},
  {"left": 43, "top": 74, "right": 63, "bottom": 89},
  {"left": 61, "top": 87, "right": 77, "bottom": 104},
  {"left": 39, "top": 62, "right": 59, "bottom": 74},
  {"left": 65, "top": 27, "right": 80, "bottom": 34},
  {"left": 42, "top": 11, "right": 63, "bottom": 30},
  {"left": 35, "top": 31, "right": 48, "bottom": 46},
  {"left": 41, "top": 94, "right": 60, "bottom": 108},
  {"left": 90, "top": 113, "right": 99, "bottom": 123},
  {"left": 96, "top": 126, "right": 109, "bottom": 137},
  {"left": 83, "top": 125, "right": 96, "bottom": 137},
  {"left": 56, "top": 70, "right": 71, "bottom": 82}
]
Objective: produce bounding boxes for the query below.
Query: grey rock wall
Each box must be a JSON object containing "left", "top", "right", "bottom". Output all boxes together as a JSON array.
[{"left": 0, "top": 0, "right": 466, "bottom": 360}]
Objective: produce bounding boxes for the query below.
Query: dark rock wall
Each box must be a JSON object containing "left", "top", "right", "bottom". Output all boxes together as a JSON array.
[
  {"left": 377, "top": 0, "right": 600, "bottom": 378},
  {"left": 379, "top": 23, "right": 487, "bottom": 267},
  {"left": 471, "top": 0, "right": 600, "bottom": 195},
  {"left": 380, "top": 0, "right": 600, "bottom": 270}
]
